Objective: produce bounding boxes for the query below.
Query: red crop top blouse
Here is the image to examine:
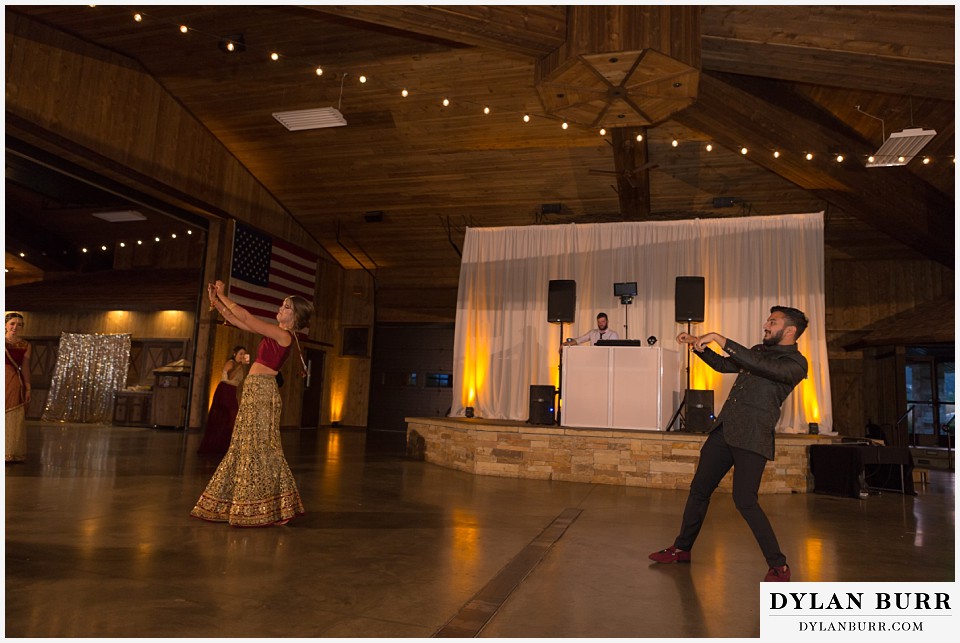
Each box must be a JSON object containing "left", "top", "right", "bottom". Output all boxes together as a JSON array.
[{"left": 254, "top": 334, "right": 291, "bottom": 371}]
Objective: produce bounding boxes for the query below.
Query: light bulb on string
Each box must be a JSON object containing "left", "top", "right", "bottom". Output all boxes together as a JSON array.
[
  {"left": 179, "top": 25, "right": 188, "bottom": 34},
  {"left": 561, "top": 122, "right": 568, "bottom": 130},
  {"left": 740, "top": 147, "right": 748, "bottom": 155},
  {"left": 359, "top": 75, "right": 367, "bottom": 83},
  {"left": 401, "top": 88, "right": 408, "bottom": 97},
  {"left": 705, "top": 144, "right": 713, "bottom": 152},
  {"left": 805, "top": 152, "right": 814, "bottom": 160},
  {"left": 442, "top": 98, "right": 450, "bottom": 107},
  {"left": 483, "top": 106, "right": 490, "bottom": 115},
  {"left": 315, "top": 67, "right": 323, "bottom": 77},
  {"left": 599, "top": 128, "right": 606, "bottom": 136},
  {"left": 835, "top": 154, "right": 844, "bottom": 163},
  {"left": 82, "top": 248, "right": 88, "bottom": 253},
  {"left": 923, "top": 157, "right": 931, "bottom": 165},
  {"left": 773, "top": 150, "right": 781, "bottom": 158},
  {"left": 636, "top": 134, "right": 643, "bottom": 142},
  {"left": 270, "top": 52, "right": 279, "bottom": 61},
  {"left": 171, "top": 233, "right": 177, "bottom": 239},
  {"left": 671, "top": 139, "right": 679, "bottom": 148},
  {"left": 523, "top": 114, "right": 530, "bottom": 123},
  {"left": 867, "top": 155, "right": 875, "bottom": 163},
  {"left": 226, "top": 41, "right": 235, "bottom": 52},
  {"left": 101, "top": 245, "right": 108, "bottom": 251},
  {"left": 133, "top": 13, "right": 142, "bottom": 22}
]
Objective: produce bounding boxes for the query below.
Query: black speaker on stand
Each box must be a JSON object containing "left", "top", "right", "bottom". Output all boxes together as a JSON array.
[
  {"left": 667, "top": 276, "right": 706, "bottom": 431},
  {"left": 548, "top": 280, "right": 576, "bottom": 323},
  {"left": 528, "top": 385, "right": 557, "bottom": 425}
]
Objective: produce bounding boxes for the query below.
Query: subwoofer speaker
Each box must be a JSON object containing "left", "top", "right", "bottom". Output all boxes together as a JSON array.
[
  {"left": 528, "top": 385, "right": 556, "bottom": 425},
  {"left": 684, "top": 389, "right": 714, "bottom": 433},
  {"left": 675, "top": 276, "right": 705, "bottom": 323},
  {"left": 547, "top": 280, "right": 576, "bottom": 323}
]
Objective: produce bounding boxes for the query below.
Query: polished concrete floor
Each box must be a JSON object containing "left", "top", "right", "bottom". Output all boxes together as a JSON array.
[{"left": 4, "top": 422, "right": 956, "bottom": 638}]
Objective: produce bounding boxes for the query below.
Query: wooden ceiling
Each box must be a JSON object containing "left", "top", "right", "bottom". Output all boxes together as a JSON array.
[{"left": 4, "top": 5, "right": 954, "bottom": 320}]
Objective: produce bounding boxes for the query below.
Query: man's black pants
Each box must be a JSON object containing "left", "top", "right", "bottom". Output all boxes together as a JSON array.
[{"left": 673, "top": 426, "right": 786, "bottom": 568}]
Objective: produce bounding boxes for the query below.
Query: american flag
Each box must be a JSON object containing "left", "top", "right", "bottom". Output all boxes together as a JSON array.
[{"left": 229, "top": 223, "right": 318, "bottom": 323}]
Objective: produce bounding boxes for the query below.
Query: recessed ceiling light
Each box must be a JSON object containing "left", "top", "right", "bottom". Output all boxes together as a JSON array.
[{"left": 91, "top": 210, "right": 147, "bottom": 222}]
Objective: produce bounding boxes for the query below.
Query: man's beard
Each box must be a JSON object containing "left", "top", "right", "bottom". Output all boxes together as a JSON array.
[{"left": 762, "top": 329, "right": 784, "bottom": 346}]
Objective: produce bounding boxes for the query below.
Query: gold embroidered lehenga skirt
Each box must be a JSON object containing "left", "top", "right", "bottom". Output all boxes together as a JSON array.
[{"left": 190, "top": 374, "right": 304, "bottom": 526}]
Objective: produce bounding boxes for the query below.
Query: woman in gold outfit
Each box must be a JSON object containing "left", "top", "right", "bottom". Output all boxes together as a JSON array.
[
  {"left": 5, "top": 312, "right": 32, "bottom": 463},
  {"left": 191, "top": 281, "right": 313, "bottom": 527}
]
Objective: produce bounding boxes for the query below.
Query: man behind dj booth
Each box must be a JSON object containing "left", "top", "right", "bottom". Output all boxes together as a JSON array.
[{"left": 564, "top": 312, "right": 620, "bottom": 346}]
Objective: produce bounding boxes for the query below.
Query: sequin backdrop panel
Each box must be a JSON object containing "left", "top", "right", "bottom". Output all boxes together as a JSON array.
[{"left": 42, "top": 333, "right": 131, "bottom": 423}]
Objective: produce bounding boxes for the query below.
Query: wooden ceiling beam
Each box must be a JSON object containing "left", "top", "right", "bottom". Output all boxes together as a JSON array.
[
  {"left": 701, "top": 6, "right": 954, "bottom": 100},
  {"left": 673, "top": 73, "right": 954, "bottom": 267},
  {"left": 302, "top": 5, "right": 567, "bottom": 57}
]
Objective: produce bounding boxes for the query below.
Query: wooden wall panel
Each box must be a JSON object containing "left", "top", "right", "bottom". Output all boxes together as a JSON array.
[{"left": 5, "top": 14, "right": 323, "bottom": 255}]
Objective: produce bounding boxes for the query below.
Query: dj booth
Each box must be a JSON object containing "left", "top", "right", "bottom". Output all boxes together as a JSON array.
[
  {"left": 808, "top": 443, "right": 916, "bottom": 498},
  {"left": 560, "top": 344, "right": 681, "bottom": 431}
]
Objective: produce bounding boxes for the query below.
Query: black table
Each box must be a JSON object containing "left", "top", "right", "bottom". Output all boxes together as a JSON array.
[{"left": 809, "top": 444, "right": 915, "bottom": 498}]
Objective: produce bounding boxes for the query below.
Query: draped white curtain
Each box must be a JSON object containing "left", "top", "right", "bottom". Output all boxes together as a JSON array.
[{"left": 452, "top": 212, "right": 832, "bottom": 434}]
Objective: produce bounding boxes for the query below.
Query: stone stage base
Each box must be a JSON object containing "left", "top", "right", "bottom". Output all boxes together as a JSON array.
[{"left": 406, "top": 417, "right": 838, "bottom": 494}]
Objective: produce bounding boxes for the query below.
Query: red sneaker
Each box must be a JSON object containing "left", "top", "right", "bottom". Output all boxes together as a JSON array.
[
  {"left": 764, "top": 564, "right": 791, "bottom": 582},
  {"left": 649, "top": 546, "right": 691, "bottom": 563}
]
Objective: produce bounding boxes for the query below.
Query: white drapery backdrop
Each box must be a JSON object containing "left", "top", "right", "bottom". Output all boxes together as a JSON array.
[{"left": 451, "top": 212, "right": 832, "bottom": 434}]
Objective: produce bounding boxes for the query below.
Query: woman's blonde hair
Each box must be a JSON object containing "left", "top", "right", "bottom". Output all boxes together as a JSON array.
[{"left": 287, "top": 296, "right": 314, "bottom": 332}]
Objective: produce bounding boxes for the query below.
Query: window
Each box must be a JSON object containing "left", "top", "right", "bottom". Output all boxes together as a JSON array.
[
  {"left": 905, "top": 346, "right": 955, "bottom": 447},
  {"left": 425, "top": 372, "right": 452, "bottom": 388}
]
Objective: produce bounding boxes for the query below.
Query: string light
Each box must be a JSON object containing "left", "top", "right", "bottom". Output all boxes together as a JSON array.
[
  {"left": 867, "top": 155, "right": 876, "bottom": 163},
  {"left": 81, "top": 7, "right": 947, "bottom": 168},
  {"left": 561, "top": 122, "right": 568, "bottom": 130},
  {"left": 119, "top": 242, "right": 126, "bottom": 248},
  {"left": 137, "top": 240, "right": 143, "bottom": 245},
  {"left": 154, "top": 236, "right": 161, "bottom": 242},
  {"left": 101, "top": 245, "right": 108, "bottom": 251}
]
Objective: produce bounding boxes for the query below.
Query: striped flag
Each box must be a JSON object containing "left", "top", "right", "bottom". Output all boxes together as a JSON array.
[{"left": 229, "top": 223, "right": 317, "bottom": 323}]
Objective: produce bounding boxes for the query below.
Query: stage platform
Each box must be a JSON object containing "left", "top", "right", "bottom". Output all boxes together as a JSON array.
[{"left": 406, "top": 416, "right": 838, "bottom": 494}]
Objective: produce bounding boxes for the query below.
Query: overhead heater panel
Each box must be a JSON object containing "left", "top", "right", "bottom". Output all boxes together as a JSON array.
[
  {"left": 865, "top": 127, "right": 936, "bottom": 167},
  {"left": 272, "top": 107, "right": 347, "bottom": 131}
]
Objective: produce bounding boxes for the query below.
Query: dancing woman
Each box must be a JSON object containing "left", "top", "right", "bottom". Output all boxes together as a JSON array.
[{"left": 191, "top": 281, "right": 312, "bottom": 527}]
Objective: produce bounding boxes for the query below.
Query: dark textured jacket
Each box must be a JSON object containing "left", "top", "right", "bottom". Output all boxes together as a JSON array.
[{"left": 695, "top": 339, "right": 808, "bottom": 460}]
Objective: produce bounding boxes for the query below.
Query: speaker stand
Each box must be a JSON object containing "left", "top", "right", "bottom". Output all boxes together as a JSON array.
[
  {"left": 619, "top": 295, "right": 634, "bottom": 339},
  {"left": 667, "top": 321, "right": 695, "bottom": 431},
  {"left": 556, "top": 322, "right": 567, "bottom": 425}
]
